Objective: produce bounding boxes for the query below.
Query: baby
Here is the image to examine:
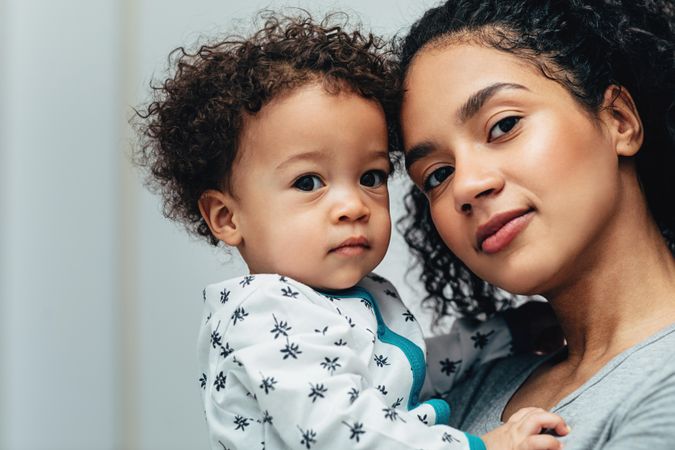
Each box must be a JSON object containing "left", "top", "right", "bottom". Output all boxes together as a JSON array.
[{"left": 134, "top": 13, "right": 568, "bottom": 450}]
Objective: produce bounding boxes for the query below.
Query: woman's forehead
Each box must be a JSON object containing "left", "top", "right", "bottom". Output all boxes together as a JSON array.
[{"left": 402, "top": 44, "right": 550, "bottom": 110}]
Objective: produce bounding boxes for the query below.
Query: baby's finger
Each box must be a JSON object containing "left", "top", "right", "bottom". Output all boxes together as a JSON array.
[
  {"left": 550, "top": 420, "right": 571, "bottom": 437},
  {"left": 508, "top": 407, "right": 542, "bottom": 423},
  {"left": 519, "top": 411, "right": 568, "bottom": 436},
  {"left": 520, "top": 434, "right": 563, "bottom": 450}
]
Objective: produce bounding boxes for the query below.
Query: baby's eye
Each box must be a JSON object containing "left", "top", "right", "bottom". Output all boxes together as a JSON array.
[
  {"left": 488, "top": 116, "right": 520, "bottom": 141},
  {"left": 360, "top": 170, "right": 388, "bottom": 188},
  {"left": 423, "top": 166, "right": 454, "bottom": 191},
  {"left": 293, "top": 175, "right": 324, "bottom": 192}
]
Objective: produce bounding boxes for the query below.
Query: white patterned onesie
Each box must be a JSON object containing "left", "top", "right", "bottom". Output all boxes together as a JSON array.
[{"left": 198, "top": 273, "right": 513, "bottom": 450}]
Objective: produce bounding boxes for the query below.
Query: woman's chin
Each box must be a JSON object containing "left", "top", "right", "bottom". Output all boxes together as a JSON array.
[{"left": 477, "top": 264, "right": 555, "bottom": 298}]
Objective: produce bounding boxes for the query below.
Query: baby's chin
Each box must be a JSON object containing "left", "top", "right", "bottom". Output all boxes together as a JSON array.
[{"left": 302, "top": 269, "right": 373, "bottom": 292}]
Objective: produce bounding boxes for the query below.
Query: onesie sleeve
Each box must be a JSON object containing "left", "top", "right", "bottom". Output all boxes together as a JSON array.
[
  {"left": 424, "top": 315, "right": 513, "bottom": 397},
  {"left": 200, "top": 275, "right": 486, "bottom": 450}
]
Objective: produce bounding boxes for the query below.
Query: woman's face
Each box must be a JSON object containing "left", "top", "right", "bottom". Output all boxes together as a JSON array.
[{"left": 401, "top": 44, "right": 624, "bottom": 295}]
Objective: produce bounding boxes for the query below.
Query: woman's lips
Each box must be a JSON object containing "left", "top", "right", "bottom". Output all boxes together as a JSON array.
[
  {"left": 330, "top": 236, "right": 370, "bottom": 256},
  {"left": 477, "top": 209, "right": 535, "bottom": 254}
]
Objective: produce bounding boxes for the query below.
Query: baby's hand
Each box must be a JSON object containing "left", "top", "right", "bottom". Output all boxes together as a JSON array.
[{"left": 481, "top": 407, "right": 570, "bottom": 450}]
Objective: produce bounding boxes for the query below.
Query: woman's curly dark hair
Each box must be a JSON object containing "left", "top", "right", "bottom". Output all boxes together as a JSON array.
[
  {"left": 395, "top": 0, "right": 675, "bottom": 320},
  {"left": 133, "top": 12, "right": 397, "bottom": 245}
]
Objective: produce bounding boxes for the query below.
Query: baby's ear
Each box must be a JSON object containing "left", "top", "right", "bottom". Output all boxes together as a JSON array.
[
  {"left": 198, "top": 190, "right": 242, "bottom": 246},
  {"left": 600, "top": 85, "right": 644, "bottom": 157}
]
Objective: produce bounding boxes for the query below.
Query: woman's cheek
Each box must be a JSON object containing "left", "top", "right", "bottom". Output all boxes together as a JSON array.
[{"left": 431, "top": 205, "right": 464, "bottom": 253}]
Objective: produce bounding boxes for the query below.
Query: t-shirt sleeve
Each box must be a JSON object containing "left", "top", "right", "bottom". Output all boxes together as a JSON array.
[
  {"left": 424, "top": 315, "right": 513, "bottom": 397},
  {"left": 200, "top": 276, "right": 486, "bottom": 450}
]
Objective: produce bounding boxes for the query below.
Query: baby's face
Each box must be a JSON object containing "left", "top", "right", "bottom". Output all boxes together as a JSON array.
[{"left": 229, "top": 84, "right": 391, "bottom": 290}]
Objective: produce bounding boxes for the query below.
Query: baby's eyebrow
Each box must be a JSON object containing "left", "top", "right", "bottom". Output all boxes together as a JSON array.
[
  {"left": 458, "top": 82, "right": 529, "bottom": 123},
  {"left": 275, "top": 150, "right": 326, "bottom": 171}
]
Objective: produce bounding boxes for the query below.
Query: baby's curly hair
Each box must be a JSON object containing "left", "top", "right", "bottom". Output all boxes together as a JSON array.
[
  {"left": 133, "top": 12, "right": 397, "bottom": 245},
  {"left": 395, "top": 0, "right": 675, "bottom": 321}
]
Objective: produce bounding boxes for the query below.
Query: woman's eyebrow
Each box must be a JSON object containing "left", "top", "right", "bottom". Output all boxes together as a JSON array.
[
  {"left": 458, "top": 82, "right": 528, "bottom": 123},
  {"left": 405, "top": 83, "right": 528, "bottom": 169},
  {"left": 404, "top": 141, "right": 434, "bottom": 170}
]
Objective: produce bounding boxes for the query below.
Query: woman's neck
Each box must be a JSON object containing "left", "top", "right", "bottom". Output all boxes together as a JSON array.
[{"left": 546, "top": 191, "right": 675, "bottom": 368}]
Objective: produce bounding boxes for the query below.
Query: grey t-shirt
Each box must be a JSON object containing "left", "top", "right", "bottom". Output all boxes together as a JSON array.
[{"left": 445, "top": 323, "right": 675, "bottom": 450}]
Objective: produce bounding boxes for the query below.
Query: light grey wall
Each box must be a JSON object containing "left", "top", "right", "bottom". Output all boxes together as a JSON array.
[
  {"left": 1, "top": 0, "right": 120, "bottom": 449},
  {"left": 0, "top": 1, "right": 438, "bottom": 449}
]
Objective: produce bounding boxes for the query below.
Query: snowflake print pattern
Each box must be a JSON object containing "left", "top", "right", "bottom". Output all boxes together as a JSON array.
[
  {"left": 220, "top": 288, "right": 230, "bottom": 304},
  {"left": 211, "top": 322, "right": 223, "bottom": 348},
  {"left": 234, "top": 415, "right": 251, "bottom": 431},
  {"left": 384, "top": 289, "right": 398, "bottom": 298},
  {"left": 239, "top": 275, "right": 255, "bottom": 287},
  {"left": 440, "top": 358, "right": 462, "bottom": 376},
  {"left": 220, "top": 342, "right": 234, "bottom": 358},
  {"left": 382, "top": 407, "right": 402, "bottom": 422},
  {"left": 260, "top": 410, "right": 273, "bottom": 425},
  {"left": 198, "top": 273, "right": 516, "bottom": 449},
  {"left": 298, "top": 427, "right": 317, "bottom": 449},
  {"left": 374, "top": 354, "right": 390, "bottom": 367},
  {"left": 281, "top": 286, "right": 299, "bottom": 299},
  {"left": 308, "top": 383, "right": 327, "bottom": 403},
  {"left": 280, "top": 339, "right": 302, "bottom": 360},
  {"left": 231, "top": 307, "right": 249, "bottom": 325},
  {"left": 214, "top": 371, "right": 227, "bottom": 391},
  {"left": 368, "top": 274, "right": 386, "bottom": 283},
  {"left": 320, "top": 356, "right": 341, "bottom": 374},
  {"left": 270, "top": 314, "right": 291, "bottom": 339},
  {"left": 348, "top": 387, "right": 359, "bottom": 404},
  {"left": 471, "top": 330, "right": 495, "bottom": 349},
  {"left": 382, "top": 398, "right": 406, "bottom": 422},
  {"left": 442, "top": 432, "right": 461, "bottom": 444},
  {"left": 360, "top": 298, "right": 373, "bottom": 311},
  {"left": 342, "top": 421, "right": 365, "bottom": 443},
  {"left": 231, "top": 356, "right": 243, "bottom": 367},
  {"left": 259, "top": 374, "right": 277, "bottom": 394}
]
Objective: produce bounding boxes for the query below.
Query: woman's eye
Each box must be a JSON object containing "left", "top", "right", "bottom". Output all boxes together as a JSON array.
[
  {"left": 293, "top": 175, "right": 324, "bottom": 192},
  {"left": 488, "top": 116, "right": 520, "bottom": 141},
  {"left": 360, "top": 170, "right": 388, "bottom": 188},
  {"left": 423, "top": 166, "right": 454, "bottom": 191}
]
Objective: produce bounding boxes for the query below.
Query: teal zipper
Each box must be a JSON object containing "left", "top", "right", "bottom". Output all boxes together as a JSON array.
[{"left": 318, "top": 286, "right": 426, "bottom": 409}]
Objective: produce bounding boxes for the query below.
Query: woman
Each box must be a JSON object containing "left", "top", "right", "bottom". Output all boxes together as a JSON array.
[{"left": 397, "top": 1, "right": 675, "bottom": 448}]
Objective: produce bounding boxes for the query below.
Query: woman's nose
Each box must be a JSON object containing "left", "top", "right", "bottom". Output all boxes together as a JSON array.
[
  {"left": 452, "top": 161, "right": 504, "bottom": 214},
  {"left": 331, "top": 188, "right": 370, "bottom": 223}
]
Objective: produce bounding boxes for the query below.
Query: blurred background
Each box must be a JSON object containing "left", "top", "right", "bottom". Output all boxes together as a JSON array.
[{"left": 0, "top": 0, "right": 440, "bottom": 448}]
